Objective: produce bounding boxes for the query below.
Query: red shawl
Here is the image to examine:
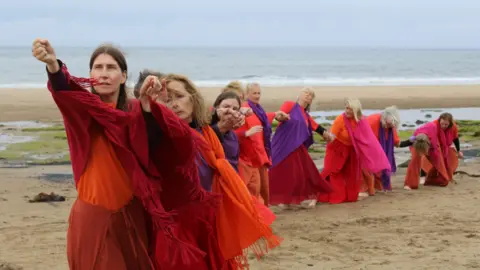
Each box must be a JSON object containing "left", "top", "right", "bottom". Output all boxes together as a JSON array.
[{"left": 47, "top": 64, "right": 219, "bottom": 269}]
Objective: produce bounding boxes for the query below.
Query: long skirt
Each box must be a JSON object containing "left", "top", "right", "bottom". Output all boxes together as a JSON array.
[
  {"left": 67, "top": 198, "right": 153, "bottom": 270},
  {"left": 269, "top": 145, "right": 331, "bottom": 205},
  {"left": 239, "top": 162, "right": 270, "bottom": 206},
  {"left": 318, "top": 140, "right": 360, "bottom": 204},
  {"left": 404, "top": 146, "right": 458, "bottom": 189}
]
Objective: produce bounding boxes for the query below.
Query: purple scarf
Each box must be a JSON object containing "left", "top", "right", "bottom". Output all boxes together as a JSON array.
[
  {"left": 378, "top": 125, "right": 396, "bottom": 190},
  {"left": 271, "top": 103, "right": 313, "bottom": 167},
  {"left": 248, "top": 99, "right": 272, "bottom": 158}
]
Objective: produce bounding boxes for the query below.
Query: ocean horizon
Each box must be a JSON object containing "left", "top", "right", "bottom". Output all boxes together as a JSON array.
[{"left": 3, "top": 46, "right": 480, "bottom": 88}]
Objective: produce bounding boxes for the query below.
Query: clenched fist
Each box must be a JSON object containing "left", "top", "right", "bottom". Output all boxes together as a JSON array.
[{"left": 32, "top": 38, "right": 59, "bottom": 73}]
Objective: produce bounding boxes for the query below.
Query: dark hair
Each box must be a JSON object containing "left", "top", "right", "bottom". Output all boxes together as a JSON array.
[
  {"left": 133, "top": 69, "right": 165, "bottom": 98},
  {"left": 89, "top": 44, "right": 128, "bottom": 111},
  {"left": 438, "top": 112, "right": 454, "bottom": 128},
  {"left": 210, "top": 91, "right": 242, "bottom": 125}
]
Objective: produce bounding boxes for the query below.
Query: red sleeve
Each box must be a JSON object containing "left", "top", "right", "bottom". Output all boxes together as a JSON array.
[
  {"left": 235, "top": 122, "right": 248, "bottom": 138},
  {"left": 452, "top": 123, "right": 459, "bottom": 138},
  {"left": 267, "top": 112, "right": 276, "bottom": 124},
  {"left": 308, "top": 114, "right": 319, "bottom": 131},
  {"left": 280, "top": 101, "right": 295, "bottom": 114}
]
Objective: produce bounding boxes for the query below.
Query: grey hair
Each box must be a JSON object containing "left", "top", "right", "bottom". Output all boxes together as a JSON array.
[
  {"left": 246, "top": 82, "right": 260, "bottom": 93},
  {"left": 380, "top": 106, "right": 401, "bottom": 129}
]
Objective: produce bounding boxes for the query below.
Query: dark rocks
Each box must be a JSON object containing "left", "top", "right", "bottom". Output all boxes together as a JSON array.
[{"left": 415, "top": 120, "right": 425, "bottom": 125}]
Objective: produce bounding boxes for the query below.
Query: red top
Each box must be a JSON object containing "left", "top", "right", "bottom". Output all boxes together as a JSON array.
[{"left": 235, "top": 102, "right": 275, "bottom": 168}]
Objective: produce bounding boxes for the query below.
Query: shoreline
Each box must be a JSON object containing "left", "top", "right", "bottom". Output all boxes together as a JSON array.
[{"left": 0, "top": 84, "right": 479, "bottom": 122}]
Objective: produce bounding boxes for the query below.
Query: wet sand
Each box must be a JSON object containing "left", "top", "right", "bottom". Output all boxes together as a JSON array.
[{"left": 0, "top": 84, "right": 480, "bottom": 121}]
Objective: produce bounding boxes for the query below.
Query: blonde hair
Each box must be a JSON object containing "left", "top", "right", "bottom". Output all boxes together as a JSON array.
[
  {"left": 297, "top": 87, "right": 316, "bottom": 111},
  {"left": 381, "top": 105, "right": 401, "bottom": 129},
  {"left": 222, "top": 80, "right": 245, "bottom": 100},
  {"left": 346, "top": 98, "right": 363, "bottom": 122},
  {"left": 164, "top": 73, "right": 209, "bottom": 127},
  {"left": 413, "top": 134, "right": 431, "bottom": 155},
  {"left": 300, "top": 87, "right": 316, "bottom": 99}
]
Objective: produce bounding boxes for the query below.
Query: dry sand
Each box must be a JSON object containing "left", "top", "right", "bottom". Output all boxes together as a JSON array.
[
  {"left": 0, "top": 85, "right": 480, "bottom": 269},
  {"left": 1, "top": 161, "right": 479, "bottom": 270},
  {"left": 0, "top": 84, "right": 480, "bottom": 122}
]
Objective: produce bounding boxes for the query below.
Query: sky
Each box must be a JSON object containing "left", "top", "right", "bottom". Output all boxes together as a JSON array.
[{"left": 1, "top": 0, "right": 479, "bottom": 48}]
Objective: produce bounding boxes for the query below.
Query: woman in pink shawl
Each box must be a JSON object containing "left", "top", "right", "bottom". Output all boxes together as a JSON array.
[
  {"left": 318, "top": 99, "right": 392, "bottom": 204},
  {"left": 403, "top": 113, "right": 463, "bottom": 189}
]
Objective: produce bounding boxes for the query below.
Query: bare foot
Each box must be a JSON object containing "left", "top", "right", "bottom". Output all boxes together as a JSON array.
[
  {"left": 404, "top": 186, "right": 412, "bottom": 190},
  {"left": 420, "top": 177, "right": 426, "bottom": 185}
]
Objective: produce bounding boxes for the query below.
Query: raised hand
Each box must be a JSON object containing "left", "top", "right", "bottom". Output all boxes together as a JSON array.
[
  {"left": 32, "top": 38, "right": 59, "bottom": 73},
  {"left": 139, "top": 75, "right": 163, "bottom": 112}
]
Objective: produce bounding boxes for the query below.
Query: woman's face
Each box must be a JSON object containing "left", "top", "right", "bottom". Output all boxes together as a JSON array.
[
  {"left": 246, "top": 85, "right": 261, "bottom": 104},
  {"left": 345, "top": 104, "right": 354, "bottom": 118},
  {"left": 299, "top": 91, "right": 313, "bottom": 105},
  {"left": 439, "top": 118, "right": 450, "bottom": 130},
  {"left": 216, "top": 98, "right": 240, "bottom": 118},
  {"left": 90, "top": 53, "right": 126, "bottom": 96},
  {"left": 166, "top": 80, "right": 194, "bottom": 123}
]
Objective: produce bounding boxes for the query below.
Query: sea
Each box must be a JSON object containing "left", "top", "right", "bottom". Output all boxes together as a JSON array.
[{"left": 2, "top": 47, "right": 480, "bottom": 88}]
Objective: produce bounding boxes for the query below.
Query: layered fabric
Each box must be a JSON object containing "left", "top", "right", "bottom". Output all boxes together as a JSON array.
[
  {"left": 67, "top": 198, "right": 152, "bottom": 270},
  {"left": 269, "top": 102, "right": 331, "bottom": 205},
  {"left": 236, "top": 102, "right": 276, "bottom": 206},
  {"left": 319, "top": 114, "right": 391, "bottom": 204},
  {"left": 404, "top": 120, "right": 459, "bottom": 188},
  {"left": 48, "top": 63, "right": 220, "bottom": 269},
  {"left": 197, "top": 126, "right": 281, "bottom": 269},
  {"left": 361, "top": 113, "right": 400, "bottom": 194},
  {"left": 247, "top": 99, "right": 272, "bottom": 158}
]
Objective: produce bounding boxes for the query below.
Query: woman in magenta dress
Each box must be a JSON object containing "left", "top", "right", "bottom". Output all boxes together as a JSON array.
[{"left": 269, "top": 88, "right": 332, "bottom": 208}]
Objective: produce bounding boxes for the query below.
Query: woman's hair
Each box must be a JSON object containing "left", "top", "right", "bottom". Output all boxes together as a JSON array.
[
  {"left": 413, "top": 133, "right": 431, "bottom": 155},
  {"left": 438, "top": 112, "right": 454, "bottom": 128},
  {"left": 346, "top": 98, "right": 363, "bottom": 121},
  {"left": 133, "top": 69, "right": 165, "bottom": 98},
  {"left": 89, "top": 44, "right": 128, "bottom": 111},
  {"left": 222, "top": 80, "right": 245, "bottom": 100},
  {"left": 210, "top": 91, "right": 242, "bottom": 125},
  {"left": 299, "top": 87, "right": 316, "bottom": 112},
  {"left": 380, "top": 105, "right": 401, "bottom": 129},
  {"left": 164, "top": 73, "right": 209, "bottom": 127}
]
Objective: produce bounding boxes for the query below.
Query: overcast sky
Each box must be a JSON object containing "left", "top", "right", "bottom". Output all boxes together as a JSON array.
[{"left": 1, "top": 0, "right": 478, "bottom": 48}]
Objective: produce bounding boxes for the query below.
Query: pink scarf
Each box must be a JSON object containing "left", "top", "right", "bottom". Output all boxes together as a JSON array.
[
  {"left": 343, "top": 113, "right": 391, "bottom": 175},
  {"left": 414, "top": 122, "right": 442, "bottom": 168}
]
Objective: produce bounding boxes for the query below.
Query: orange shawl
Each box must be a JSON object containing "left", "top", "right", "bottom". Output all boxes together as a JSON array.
[{"left": 197, "top": 126, "right": 281, "bottom": 269}]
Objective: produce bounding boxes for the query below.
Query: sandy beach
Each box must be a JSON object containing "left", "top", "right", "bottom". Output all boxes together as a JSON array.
[
  {"left": 0, "top": 85, "right": 480, "bottom": 269},
  {"left": 0, "top": 84, "right": 479, "bottom": 122}
]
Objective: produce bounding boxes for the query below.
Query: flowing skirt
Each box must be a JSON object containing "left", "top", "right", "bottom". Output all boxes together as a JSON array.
[
  {"left": 318, "top": 140, "right": 360, "bottom": 204},
  {"left": 269, "top": 145, "right": 331, "bottom": 205},
  {"left": 67, "top": 198, "right": 153, "bottom": 270}
]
